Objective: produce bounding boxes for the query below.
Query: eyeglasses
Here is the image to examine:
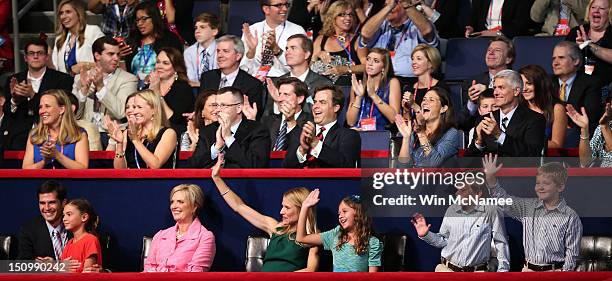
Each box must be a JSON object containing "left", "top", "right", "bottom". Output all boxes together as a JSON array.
[
  {"left": 26, "top": 51, "right": 47, "bottom": 57},
  {"left": 135, "top": 16, "right": 151, "bottom": 23},
  {"left": 214, "top": 102, "right": 241, "bottom": 109},
  {"left": 337, "top": 12, "right": 354, "bottom": 18},
  {"left": 266, "top": 2, "right": 290, "bottom": 8}
]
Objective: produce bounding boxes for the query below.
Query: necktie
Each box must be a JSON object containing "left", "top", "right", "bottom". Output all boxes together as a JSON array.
[
  {"left": 219, "top": 77, "right": 227, "bottom": 89},
  {"left": 387, "top": 27, "right": 403, "bottom": 52},
  {"left": 559, "top": 81, "right": 567, "bottom": 101},
  {"left": 306, "top": 127, "right": 326, "bottom": 168},
  {"left": 52, "top": 230, "right": 63, "bottom": 260},
  {"left": 202, "top": 51, "right": 210, "bottom": 73},
  {"left": 261, "top": 31, "right": 275, "bottom": 67},
  {"left": 501, "top": 117, "right": 508, "bottom": 132},
  {"left": 274, "top": 119, "right": 288, "bottom": 151}
]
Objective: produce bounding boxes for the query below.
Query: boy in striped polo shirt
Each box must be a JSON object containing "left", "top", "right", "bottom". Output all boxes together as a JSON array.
[{"left": 482, "top": 154, "right": 583, "bottom": 271}]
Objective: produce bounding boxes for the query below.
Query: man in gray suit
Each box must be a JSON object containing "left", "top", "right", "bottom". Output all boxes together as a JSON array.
[
  {"left": 266, "top": 34, "right": 331, "bottom": 115},
  {"left": 261, "top": 77, "right": 313, "bottom": 151},
  {"left": 72, "top": 36, "right": 138, "bottom": 148}
]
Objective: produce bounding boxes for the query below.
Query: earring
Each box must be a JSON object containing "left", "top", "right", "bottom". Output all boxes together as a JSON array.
[{"left": 174, "top": 72, "right": 178, "bottom": 81}]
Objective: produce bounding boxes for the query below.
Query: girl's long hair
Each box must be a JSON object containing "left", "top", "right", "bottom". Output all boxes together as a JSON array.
[
  {"left": 66, "top": 198, "right": 99, "bottom": 235},
  {"left": 336, "top": 195, "right": 373, "bottom": 255},
  {"left": 30, "top": 90, "right": 82, "bottom": 146},
  {"left": 55, "top": 0, "right": 87, "bottom": 50}
]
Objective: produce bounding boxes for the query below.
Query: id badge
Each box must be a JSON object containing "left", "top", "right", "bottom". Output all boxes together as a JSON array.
[
  {"left": 585, "top": 64, "right": 595, "bottom": 75},
  {"left": 254, "top": 65, "right": 271, "bottom": 82},
  {"left": 389, "top": 51, "right": 396, "bottom": 59},
  {"left": 360, "top": 117, "right": 377, "bottom": 131}
]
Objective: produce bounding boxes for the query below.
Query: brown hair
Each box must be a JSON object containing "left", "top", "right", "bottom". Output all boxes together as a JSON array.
[
  {"left": 490, "top": 36, "right": 515, "bottom": 67},
  {"left": 422, "top": 87, "right": 455, "bottom": 145},
  {"left": 66, "top": 198, "right": 99, "bottom": 235},
  {"left": 194, "top": 89, "right": 217, "bottom": 128},
  {"left": 336, "top": 195, "right": 373, "bottom": 255},
  {"left": 158, "top": 47, "right": 189, "bottom": 82},
  {"left": 519, "top": 64, "right": 557, "bottom": 122},
  {"left": 194, "top": 12, "right": 220, "bottom": 30}
]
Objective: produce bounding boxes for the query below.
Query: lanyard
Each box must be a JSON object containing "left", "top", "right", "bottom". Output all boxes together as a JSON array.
[
  {"left": 359, "top": 84, "right": 386, "bottom": 119},
  {"left": 139, "top": 44, "right": 154, "bottom": 73},
  {"left": 335, "top": 35, "right": 353, "bottom": 64},
  {"left": 113, "top": 4, "right": 130, "bottom": 34},
  {"left": 133, "top": 139, "right": 149, "bottom": 169},
  {"left": 63, "top": 34, "right": 76, "bottom": 69}
]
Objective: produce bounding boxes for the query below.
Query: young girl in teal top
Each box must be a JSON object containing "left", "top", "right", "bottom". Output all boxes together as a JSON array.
[{"left": 297, "top": 189, "right": 382, "bottom": 272}]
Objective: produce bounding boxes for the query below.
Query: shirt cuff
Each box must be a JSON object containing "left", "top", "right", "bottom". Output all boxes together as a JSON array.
[
  {"left": 210, "top": 144, "right": 219, "bottom": 160},
  {"left": 296, "top": 148, "right": 307, "bottom": 163},
  {"left": 475, "top": 141, "right": 485, "bottom": 151},
  {"left": 496, "top": 132, "right": 506, "bottom": 145},
  {"left": 273, "top": 102, "right": 280, "bottom": 115},
  {"left": 310, "top": 140, "right": 323, "bottom": 158}
]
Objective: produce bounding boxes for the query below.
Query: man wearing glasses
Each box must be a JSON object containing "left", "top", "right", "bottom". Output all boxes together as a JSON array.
[
  {"left": 1, "top": 38, "right": 73, "bottom": 151},
  {"left": 240, "top": 0, "right": 306, "bottom": 79},
  {"left": 187, "top": 86, "right": 270, "bottom": 168}
]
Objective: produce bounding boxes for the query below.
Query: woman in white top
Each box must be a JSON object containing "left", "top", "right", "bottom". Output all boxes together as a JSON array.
[{"left": 51, "top": 0, "right": 104, "bottom": 75}]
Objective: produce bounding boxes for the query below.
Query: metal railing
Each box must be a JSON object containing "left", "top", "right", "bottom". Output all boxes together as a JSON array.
[{"left": 10, "top": 0, "right": 58, "bottom": 72}]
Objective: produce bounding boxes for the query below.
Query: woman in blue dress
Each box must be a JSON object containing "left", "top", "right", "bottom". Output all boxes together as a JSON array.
[
  {"left": 345, "top": 48, "right": 401, "bottom": 131},
  {"left": 23, "top": 89, "right": 89, "bottom": 169}
]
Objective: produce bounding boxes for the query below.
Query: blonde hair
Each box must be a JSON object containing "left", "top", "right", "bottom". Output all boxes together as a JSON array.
[
  {"left": 126, "top": 90, "right": 169, "bottom": 142},
  {"left": 411, "top": 44, "right": 441, "bottom": 73},
  {"left": 320, "top": 1, "right": 356, "bottom": 37},
  {"left": 583, "top": 0, "right": 612, "bottom": 24},
  {"left": 55, "top": 0, "right": 87, "bottom": 50},
  {"left": 30, "top": 90, "right": 82, "bottom": 146},
  {"left": 537, "top": 162, "right": 568, "bottom": 187},
  {"left": 278, "top": 187, "right": 319, "bottom": 242},
  {"left": 170, "top": 184, "right": 205, "bottom": 217}
]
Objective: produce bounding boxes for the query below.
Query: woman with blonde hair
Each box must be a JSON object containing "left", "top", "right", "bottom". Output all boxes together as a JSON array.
[
  {"left": 51, "top": 0, "right": 104, "bottom": 75},
  {"left": 311, "top": 0, "right": 367, "bottom": 86},
  {"left": 105, "top": 89, "right": 177, "bottom": 169},
  {"left": 144, "top": 184, "right": 216, "bottom": 272},
  {"left": 211, "top": 154, "right": 320, "bottom": 272},
  {"left": 346, "top": 48, "right": 401, "bottom": 131},
  {"left": 402, "top": 44, "right": 447, "bottom": 113},
  {"left": 23, "top": 89, "right": 89, "bottom": 169}
]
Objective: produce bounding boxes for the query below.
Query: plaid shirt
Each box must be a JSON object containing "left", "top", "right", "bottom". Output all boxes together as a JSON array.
[{"left": 101, "top": 4, "right": 135, "bottom": 38}]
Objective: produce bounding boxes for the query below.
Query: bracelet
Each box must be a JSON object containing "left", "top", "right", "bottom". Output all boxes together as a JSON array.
[
  {"left": 580, "top": 134, "right": 589, "bottom": 140},
  {"left": 114, "top": 152, "right": 125, "bottom": 159},
  {"left": 421, "top": 143, "right": 432, "bottom": 152},
  {"left": 351, "top": 103, "right": 361, "bottom": 109},
  {"left": 591, "top": 44, "right": 599, "bottom": 53},
  {"left": 221, "top": 189, "right": 231, "bottom": 196}
]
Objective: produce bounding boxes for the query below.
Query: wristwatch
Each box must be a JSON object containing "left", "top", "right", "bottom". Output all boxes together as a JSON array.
[{"left": 416, "top": 4, "right": 423, "bottom": 12}]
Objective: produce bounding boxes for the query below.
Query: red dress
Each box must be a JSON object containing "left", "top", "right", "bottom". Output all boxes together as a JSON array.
[{"left": 60, "top": 233, "right": 103, "bottom": 273}]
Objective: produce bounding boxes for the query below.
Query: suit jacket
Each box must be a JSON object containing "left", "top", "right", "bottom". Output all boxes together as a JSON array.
[
  {"left": 261, "top": 111, "right": 313, "bottom": 150},
  {"left": 465, "top": 104, "right": 546, "bottom": 157},
  {"left": 199, "top": 69, "right": 264, "bottom": 119},
  {"left": 282, "top": 121, "right": 361, "bottom": 168},
  {"left": 187, "top": 119, "right": 271, "bottom": 168},
  {"left": 17, "top": 216, "right": 72, "bottom": 260},
  {"left": 469, "top": 0, "right": 535, "bottom": 38},
  {"left": 1, "top": 69, "right": 73, "bottom": 150},
  {"left": 73, "top": 68, "right": 138, "bottom": 125},
  {"left": 552, "top": 73, "right": 602, "bottom": 135}
]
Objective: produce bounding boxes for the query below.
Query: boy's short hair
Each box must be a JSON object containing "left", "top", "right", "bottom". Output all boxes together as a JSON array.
[
  {"left": 194, "top": 12, "right": 220, "bottom": 30},
  {"left": 537, "top": 162, "right": 568, "bottom": 186},
  {"left": 478, "top": 88, "right": 495, "bottom": 102}
]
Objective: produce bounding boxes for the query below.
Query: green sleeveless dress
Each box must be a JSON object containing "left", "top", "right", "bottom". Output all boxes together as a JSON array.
[{"left": 261, "top": 232, "right": 309, "bottom": 272}]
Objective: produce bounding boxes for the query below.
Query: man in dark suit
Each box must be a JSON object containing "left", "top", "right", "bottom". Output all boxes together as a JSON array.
[
  {"left": 188, "top": 87, "right": 270, "bottom": 168},
  {"left": 1, "top": 38, "right": 73, "bottom": 150},
  {"left": 261, "top": 77, "right": 313, "bottom": 150},
  {"left": 266, "top": 34, "right": 331, "bottom": 116},
  {"left": 283, "top": 85, "right": 361, "bottom": 168},
  {"left": 18, "top": 180, "right": 70, "bottom": 261},
  {"left": 459, "top": 36, "right": 514, "bottom": 131},
  {"left": 552, "top": 41, "right": 602, "bottom": 146},
  {"left": 465, "top": 69, "right": 546, "bottom": 158},
  {"left": 466, "top": 0, "right": 535, "bottom": 38},
  {"left": 199, "top": 35, "right": 264, "bottom": 120}
]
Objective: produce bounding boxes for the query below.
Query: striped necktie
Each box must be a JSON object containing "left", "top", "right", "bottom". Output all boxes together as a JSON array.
[
  {"left": 201, "top": 51, "right": 210, "bottom": 73},
  {"left": 52, "top": 230, "right": 63, "bottom": 260},
  {"left": 501, "top": 117, "right": 508, "bottom": 132},
  {"left": 274, "top": 119, "right": 288, "bottom": 151},
  {"left": 559, "top": 81, "right": 567, "bottom": 102}
]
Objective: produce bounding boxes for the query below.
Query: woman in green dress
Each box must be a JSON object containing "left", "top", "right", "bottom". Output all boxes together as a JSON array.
[{"left": 211, "top": 154, "right": 319, "bottom": 271}]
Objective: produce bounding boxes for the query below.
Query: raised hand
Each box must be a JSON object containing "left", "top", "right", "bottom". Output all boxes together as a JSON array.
[
  {"left": 187, "top": 119, "right": 199, "bottom": 145},
  {"left": 467, "top": 80, "right": 486, "bottom": 102},
  {"left": 411, "top": 213, "right": 431, "bottom": 237},
  {"left": 465, "top": 26, "right": 474, "bottom": 38},
  {"left": 279, "top": 99, "right": 297, "bottom": 121},
  {"left": 303, "top": 188, "right": 320, "bottom": 208},
  {"left": 211, "top": 153, "right": 224, "bottom": 178},
  {"left": 148, "top": 70, "right": 161, "bottom": 94},
  {"left": 266, "top": 78, "right": 280, "bottom": 102},
  {"left": 242, "top": 23, "right": 258, "bottom": 51},
  {"left": 215, "top": 123, "right": 225, "bottom": 150},
  {"left": 565, "top": 104, "right": 589, "bottom": 129},
  {"left": 598, "top": 103, "right": 612, "bottom": 126},
  {"left": 242, "top": 95, "right": 258, "bottom": 121},
  {"left": 395, "top": 114, "right": 412, "bottom": 138},
  {"left": 575, "top": 25, "right": 589, "bottom": 45},
  {"left": 351, "top": 74, "right": 365, "bottom": 97},
  {"left": 482, "top": 153, "right": 503, "bottom": 177}
]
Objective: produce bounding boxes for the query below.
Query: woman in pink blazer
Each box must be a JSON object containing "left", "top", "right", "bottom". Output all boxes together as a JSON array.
[{"left": 144, "top": 184, "right": 216, "bottom": 272}]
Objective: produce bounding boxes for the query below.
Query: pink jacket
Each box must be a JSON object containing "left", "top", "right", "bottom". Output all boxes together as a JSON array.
[{"left": 144, "top": 218, "right": 215, "bottom": 272}]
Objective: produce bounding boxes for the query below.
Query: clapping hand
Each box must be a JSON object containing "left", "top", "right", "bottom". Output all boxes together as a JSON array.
[
  {"left": 242, "top": 23, "right": 258, "bottom": 51},
  {"left": 266, "top": 78, "right": 280, "bottom": 102},
  {"left": 394, "top": 114, "right": 412, "bottom": 138},
  {"left": 351, "top": 74, "right": 365, "bottom": 98},
  {"left": 279, "top": 99, "right": 297, "bottom": 121},
  {"left": 565, "top": 104, "right": 589, "bottom": 129},
  {"left": 411, "top": 213, "right": 431, "bottom": 237},
  {"left": 104, "top": 115, "right": 124, "bottom": 144},
  {"left": 242, "top": 95, "right": 258, "bottom": 121},
  {"left": 148, "top": 70, "right": 161, "bottom": 94},
  {"left": 39, "top": 137, "right": 58, "bottom": 161},
  {"left": 299, "top": 121, "right": 316, "bottom": 154},
  {"left": 127, "top": 115, "right": 140, "bottom": 142},
  {"left": 481, "top": 112, "right": 501, "bottom": 138}
]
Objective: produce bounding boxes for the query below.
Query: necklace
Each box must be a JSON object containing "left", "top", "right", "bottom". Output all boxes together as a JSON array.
[
  {"left": 335, "top": 33, "right": 348, "bottom": 43},
  {"left": 176, "top": 229, "right": 184, "bottom": 239}
]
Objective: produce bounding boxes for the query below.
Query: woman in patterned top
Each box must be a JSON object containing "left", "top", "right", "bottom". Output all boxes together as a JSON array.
[{"left": 567, "top": 102, "right": 612, "bottom": 167}]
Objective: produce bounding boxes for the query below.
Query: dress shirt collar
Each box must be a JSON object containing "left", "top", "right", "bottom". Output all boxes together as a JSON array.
[
  {"left": 281, "top": 110, "right": 302, "bottom": 122},
  {"left": 535, "top": 198, "right": 569, "bottom": 214},
  {"left": 230, "top": 118, "right": 242, "bottom": 135},
  {"left": 316, "top": 120, "right": 337, "bottom": 140},
  {"left": 500, "top": 103, "right": 518, "bottom": 123},
  {"left": 220, "top": 67, "right": 240, "bottom": 86},
  {"left": 291, "top": 69, "right": 310, "bottom": 82}
]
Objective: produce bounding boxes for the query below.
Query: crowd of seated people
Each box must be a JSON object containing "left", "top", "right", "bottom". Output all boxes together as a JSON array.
[{"left": 0, "top": 0, "right": 610, "bottom": 169}]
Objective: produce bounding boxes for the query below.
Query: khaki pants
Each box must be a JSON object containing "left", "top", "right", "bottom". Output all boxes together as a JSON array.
[
  {"left": 435, "top": 263, "right": 486, "bottom": 272},
  {"left": 522, "top": 264, "right": 563, "bottom": 272}
]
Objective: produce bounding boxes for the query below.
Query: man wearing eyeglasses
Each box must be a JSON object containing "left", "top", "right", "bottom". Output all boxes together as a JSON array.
[
  {"left": 187, "top": 86, "right": 270, "bottom": 168},
  {"left": 240, "top": 0, "right": 306, "bottom": 79},
  {"left": 1, "top": 38, "right": 73, "bottom": 151}
]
